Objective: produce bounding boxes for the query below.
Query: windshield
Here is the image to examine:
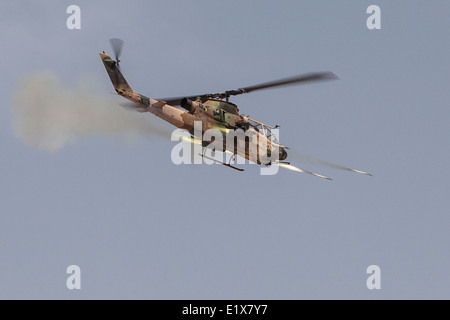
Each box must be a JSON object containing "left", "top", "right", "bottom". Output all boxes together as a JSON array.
[{"left": 246, "top": 118, "right": 280, "bottom": 144}]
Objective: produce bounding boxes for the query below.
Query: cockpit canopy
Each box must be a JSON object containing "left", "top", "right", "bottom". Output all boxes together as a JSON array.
[
  {"left": 204, "top": 100, "right": 239, "bottom": 115},
  {"left": 245, "top": 117, "right": 281, "bottom": 144}
]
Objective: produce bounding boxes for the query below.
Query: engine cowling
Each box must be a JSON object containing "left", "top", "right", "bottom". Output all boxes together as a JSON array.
[{"left": 180, "top": 98, "right": 200, "bottom": 114}]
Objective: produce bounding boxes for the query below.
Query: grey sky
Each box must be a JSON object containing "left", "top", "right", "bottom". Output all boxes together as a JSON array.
[{"left": 1, "top": 0, "right": 450, "bottom": 299}]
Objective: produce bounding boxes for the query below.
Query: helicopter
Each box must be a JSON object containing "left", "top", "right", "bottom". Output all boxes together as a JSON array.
[{"left": 99, "top": 38, "right": 370, "bottom": 179}]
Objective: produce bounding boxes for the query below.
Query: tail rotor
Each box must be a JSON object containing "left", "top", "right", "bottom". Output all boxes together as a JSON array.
[{"left": 109, "top": 38, "right": 124, "bottom": 68}]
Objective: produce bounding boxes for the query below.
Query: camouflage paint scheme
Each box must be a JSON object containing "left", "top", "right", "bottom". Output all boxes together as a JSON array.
[{"left": 99, "top": 52, "right": 287, "bottom": 165}]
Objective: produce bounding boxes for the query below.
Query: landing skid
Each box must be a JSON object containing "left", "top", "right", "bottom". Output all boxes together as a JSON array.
[{"left": 199, "top": 154, "right": 244, "bottom": 172}]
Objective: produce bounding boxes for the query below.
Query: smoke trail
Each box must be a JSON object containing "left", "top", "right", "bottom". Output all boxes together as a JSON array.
[
  {"left": 289, "top": 149, "right": 372, "bottom": 176},
  {"left": 11, "top": 72, "right": 171, "bottom": 152}
]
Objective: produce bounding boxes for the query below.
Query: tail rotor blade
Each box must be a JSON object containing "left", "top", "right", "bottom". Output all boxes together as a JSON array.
[{"left": 109, "top": 38, "right": 124, "bottom": 66}]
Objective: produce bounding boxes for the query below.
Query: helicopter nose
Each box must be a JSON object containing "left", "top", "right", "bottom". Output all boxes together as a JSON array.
[{"left": 279, "top": 147, "right": 288, "bottom": 161}]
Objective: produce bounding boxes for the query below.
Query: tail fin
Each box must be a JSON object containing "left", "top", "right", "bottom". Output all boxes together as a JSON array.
[{"left": 99, "top": 52, "right": 132, "bottom": 94}]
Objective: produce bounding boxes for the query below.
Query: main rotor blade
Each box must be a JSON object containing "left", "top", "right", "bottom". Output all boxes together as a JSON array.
[
  {"left": 109, "top": 38, "right": 124, "bottom": 62},
  {"left": 156, "top": 72, "right": 338, "bottom": 105},
  {"left": 225, "top": 72, "right": 338, "bottom": 96}
]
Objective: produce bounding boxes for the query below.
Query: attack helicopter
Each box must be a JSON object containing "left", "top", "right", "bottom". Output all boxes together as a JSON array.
[{"left": 100, "top": 38, "right": 370, "bottom": 179}]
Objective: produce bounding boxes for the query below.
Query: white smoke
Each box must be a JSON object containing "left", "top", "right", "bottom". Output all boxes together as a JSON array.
[{"left": 11, "top": 72, "right": 170, "bottom": 152}]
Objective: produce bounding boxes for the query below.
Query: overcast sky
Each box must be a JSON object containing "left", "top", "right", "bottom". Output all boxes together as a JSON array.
[{"left": 1, "top": 0, "right": 450, "bottom": 299}]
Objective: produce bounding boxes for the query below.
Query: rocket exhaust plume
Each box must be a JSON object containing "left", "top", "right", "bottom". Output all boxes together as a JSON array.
[{"left": 11, "top": 72, "right": 170, "bottom": 152}]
